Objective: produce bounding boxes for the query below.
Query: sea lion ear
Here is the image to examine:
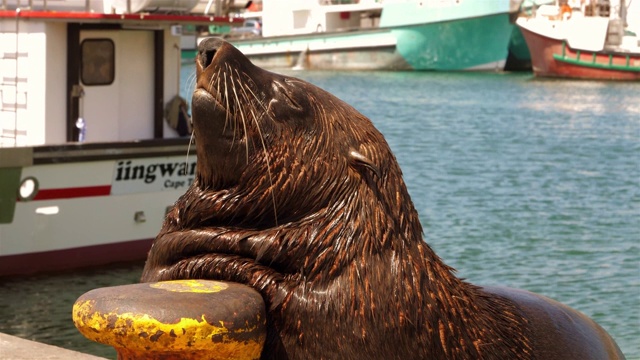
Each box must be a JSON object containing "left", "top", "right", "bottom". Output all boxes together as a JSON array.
[{"left": 349, "top": 149, "right": 381, "bottom": 179}]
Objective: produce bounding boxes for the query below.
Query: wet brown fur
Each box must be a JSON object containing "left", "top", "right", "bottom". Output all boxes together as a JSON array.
[{"left": 142, "top": 38, "right": 625, "bottom": 360}]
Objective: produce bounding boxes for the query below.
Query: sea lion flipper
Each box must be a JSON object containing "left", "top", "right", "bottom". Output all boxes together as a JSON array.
[
  {"left": 483, "top": 286, "right": 626, "bottom": 360},
  {"left": 349, "top": 149, "right": 381, "bottom": 179}
]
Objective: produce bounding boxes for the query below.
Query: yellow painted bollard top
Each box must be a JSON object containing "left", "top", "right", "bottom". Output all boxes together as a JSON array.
[{"left": 72, "top": 279, "right": 266, "bottom": 360}]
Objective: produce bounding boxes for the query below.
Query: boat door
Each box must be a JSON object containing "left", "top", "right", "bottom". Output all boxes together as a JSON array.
[{"left": 73, "top": 28, "right": 156, "bottom": 143}]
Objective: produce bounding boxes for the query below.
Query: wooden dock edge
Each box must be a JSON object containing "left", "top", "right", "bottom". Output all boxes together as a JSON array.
[{"left": 0, "top": 332, "right": 107, "bottom": 360}]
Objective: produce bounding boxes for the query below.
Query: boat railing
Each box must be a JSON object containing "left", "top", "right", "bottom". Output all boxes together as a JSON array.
[
  {"left": 554, "top": 40, "right": 640, "bottom": 71},
  {"left": 320, "top": 0, "right": 377, "bottom": 4},
  {"left": 2, "top": 0, "right": 97, "bottom": 12},
  {"left": 1, "top": 0, "right": 181, "bottom": 14},
  {"left": 319, "top": 0, "right": 383, "bottom": 5},
  {"left": 517, "top": 0, "right": 625, "bottom": 20}
]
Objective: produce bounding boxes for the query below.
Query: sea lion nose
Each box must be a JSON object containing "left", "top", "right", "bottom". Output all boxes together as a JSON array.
[{"left": 197, "top": 37, "right": 227, "bottom": 69}]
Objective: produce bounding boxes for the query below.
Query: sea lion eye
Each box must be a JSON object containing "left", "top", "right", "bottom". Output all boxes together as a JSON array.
[
  {"left": 271, "top": 81, "right": 303, "bottom": 112},
  {"left": 282, "top": 91, "right": 302, "bottom": 111}
]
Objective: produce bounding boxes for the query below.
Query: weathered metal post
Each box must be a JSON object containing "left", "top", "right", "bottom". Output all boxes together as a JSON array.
[{"left": 72, "top": 279, "right": 266, "bottom": 360}]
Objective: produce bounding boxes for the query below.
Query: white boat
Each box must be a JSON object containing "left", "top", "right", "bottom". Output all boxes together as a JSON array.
[
  {"left": 0, "top": 1, "right": 242, "bottom": 276},
  {"left": 187, "top": 0, "right": 525, "bottom": 71}
]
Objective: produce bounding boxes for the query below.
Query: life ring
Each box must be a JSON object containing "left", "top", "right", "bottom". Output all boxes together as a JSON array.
[{"left": 165, "top": 96, "right": 192, "bottom": 137}]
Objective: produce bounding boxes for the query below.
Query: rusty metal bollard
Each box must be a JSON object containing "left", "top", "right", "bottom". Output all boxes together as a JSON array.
[{"left": 72, "top": 279, "right": 266, "bottom": 360}]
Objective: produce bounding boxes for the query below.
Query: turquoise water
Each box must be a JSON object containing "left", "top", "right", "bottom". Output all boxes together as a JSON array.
[{"left": 1, "top": 69, "right": 638, "bottom": 359}]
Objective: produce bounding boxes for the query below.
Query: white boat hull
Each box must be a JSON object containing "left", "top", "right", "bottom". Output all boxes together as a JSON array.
[{"left": 0, "top": 141, "right": 196, "bottom": 276}]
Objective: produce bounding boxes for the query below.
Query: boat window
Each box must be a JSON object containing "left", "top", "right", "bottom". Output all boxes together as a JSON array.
[{"left": 80, "top": 39, "right": 115, "bottom": 86}]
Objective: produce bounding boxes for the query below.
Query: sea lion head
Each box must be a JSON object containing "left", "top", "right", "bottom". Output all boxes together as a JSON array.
[{"left": 188, "top": 37, "right": 416, "bottom": 235}]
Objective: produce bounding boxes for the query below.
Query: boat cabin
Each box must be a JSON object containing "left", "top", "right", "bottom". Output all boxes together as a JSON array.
[
  {"left": 0, "top": 0, "right": 238, "bottom": 147},
  {"left": 260, "top": 0, "right": 383, "bottom": 38}
]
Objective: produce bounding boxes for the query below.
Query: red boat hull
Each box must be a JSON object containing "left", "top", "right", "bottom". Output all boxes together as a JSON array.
[
  {"left": 0, "top": 238, "right": 152, "bottom": 277},
  {"left": 519, "top": 25, "right": 640, "bottom": 80}
]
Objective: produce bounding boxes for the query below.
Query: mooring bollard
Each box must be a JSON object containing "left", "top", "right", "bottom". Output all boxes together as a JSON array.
[{"left": 72, "top": 279, "right": 266, "bottom": 360}]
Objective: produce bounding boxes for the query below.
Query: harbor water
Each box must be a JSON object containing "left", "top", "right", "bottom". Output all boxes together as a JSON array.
[{"left": 1, "top": 68, "right": 638, "bottom": 359}]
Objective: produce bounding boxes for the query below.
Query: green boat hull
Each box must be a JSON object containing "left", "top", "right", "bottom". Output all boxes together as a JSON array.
[{"left": 393, "top": 13, "right": 513, "bottom": 71}]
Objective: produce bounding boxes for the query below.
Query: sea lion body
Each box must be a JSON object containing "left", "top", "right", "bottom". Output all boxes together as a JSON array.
[
  {"left": 141, "top": 38, "right": 625, "bottom": 359},
  {"left": 484, "top": 286, "right": 624, "bottom": 359}
]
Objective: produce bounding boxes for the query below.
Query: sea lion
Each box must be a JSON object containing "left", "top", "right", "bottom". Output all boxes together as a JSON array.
[{"left": 141, "top": 38, "right": 625, "bottom": 360}]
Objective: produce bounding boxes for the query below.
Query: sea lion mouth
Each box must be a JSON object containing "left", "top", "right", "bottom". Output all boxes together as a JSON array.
[
  {"left": 192, "top": 38, "right": 247, "bottom": 144},
  {"left": 191, "top": 88, "right": 236, "bottom": 141}
]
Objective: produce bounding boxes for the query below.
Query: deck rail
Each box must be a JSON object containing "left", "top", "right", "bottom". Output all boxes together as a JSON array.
[
  {"left": 0, "top": 0, "right": 142, "bottom": 12},
  {"left": 554, "top": 41, "right": 640, "bottom": 72}
]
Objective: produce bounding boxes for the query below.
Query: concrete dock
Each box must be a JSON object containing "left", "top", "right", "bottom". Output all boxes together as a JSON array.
[{"left": 0, "top": 333, "right": 106, "bottom": 360}]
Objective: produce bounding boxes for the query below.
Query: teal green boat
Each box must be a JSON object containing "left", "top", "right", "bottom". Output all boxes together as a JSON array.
[{"left": 194, "top": 0, "right": 522, "bottom": 71}]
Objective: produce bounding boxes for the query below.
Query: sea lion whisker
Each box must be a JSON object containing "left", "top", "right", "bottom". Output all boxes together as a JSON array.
[
  {"left": 229, "top": 74, "right": 250, "bottom": 163},
  {"left": 232, "top": 68, "right": 264, "bottom": 112},
  {"left": 219, "top": 69, "right": 231, "bottom": 136},
  {"left": 199, "top": 67, "right": 226, "bottom": 114},
  {"left": 185, "top": 67, "right": 197, "bottom": 93},
  {"left": 236, "top": 74, "right": 261, "bottom": 128},
  {"left": 233, "top": 68, "right": 260, "bottom": 106},
  {"left": 222, "top": 70, "right": 232, "bottom": 138},
  {"left": 210, "top": 67, "right": 219, "bottom": 92},
  {"left": 236, "top": 71, "right": 276, "bottom": 125},
  {"left": 207, "top": 68, "right": 219, "bottom": 104},
  {"left": 245, "top": 103, "right": 279, "bottom": 226},
  {"left": 182, "top": 69, "right": 198, "bottom": 165},
  {"left": 231, "top": 74, "right": 280, "bottom": 225},
  {"left": 238, "top": 83, "right": 255, "bottom": 117},
  {"left": 185, "top": 131, "right": 194, "bottom": 166},
  {"left": 213, "top": 68, "right": 221, "bottom": 104},
  {"left": 225, "top": 64, "right": 243, "bottom": 149}
]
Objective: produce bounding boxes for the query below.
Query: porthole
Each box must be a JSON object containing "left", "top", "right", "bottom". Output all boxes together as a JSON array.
[{"left": 18, "top": 176, "right": 39, "bottom": 201}]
